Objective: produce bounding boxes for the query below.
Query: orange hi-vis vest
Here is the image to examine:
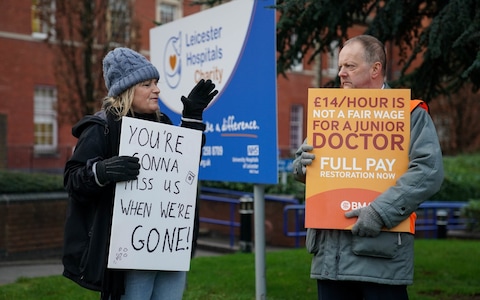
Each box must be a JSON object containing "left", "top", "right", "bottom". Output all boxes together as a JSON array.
[
  {"left": 403, "top": 99, "right": 428, "bottom": 234},
  {"left": 410, "top": 99, "right": 429, "bottom": 113}
]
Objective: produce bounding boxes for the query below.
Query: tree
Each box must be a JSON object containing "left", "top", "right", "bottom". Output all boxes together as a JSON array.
[
  {"left": 274, "top": 0, "right": 480, "bottom": 154},
  {"left": 37, "top": 0, "right": 141, "bottom": 124},
  {"left": 430, "top": 85, "right": 480, "bottom": 154},
  {"left": 275, "top": 0, "right": 480, "bottom": 102}
]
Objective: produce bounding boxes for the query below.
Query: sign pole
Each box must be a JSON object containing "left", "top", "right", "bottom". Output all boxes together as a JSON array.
[{"left": 254, "top": 184, "right": 266, "bottom": 299}]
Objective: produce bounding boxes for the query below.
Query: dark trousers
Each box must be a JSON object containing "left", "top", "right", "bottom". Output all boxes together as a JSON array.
[{"left": 317, "top": 280, "right": 409, "bottom": 300}]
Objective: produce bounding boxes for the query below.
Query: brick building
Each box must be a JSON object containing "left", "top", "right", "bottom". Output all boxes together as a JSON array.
[{"left": 0, "top": 0, "right": 407, "bottom": 174}]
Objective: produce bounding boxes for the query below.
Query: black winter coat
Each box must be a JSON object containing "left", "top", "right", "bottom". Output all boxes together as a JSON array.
[{"left": 62, "top": 110, "right": 204, "bottom": 299}]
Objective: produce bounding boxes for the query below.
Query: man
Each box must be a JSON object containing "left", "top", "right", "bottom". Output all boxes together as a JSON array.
[{"left": 293, "top": 35, "right": 444, "bottom": 300}]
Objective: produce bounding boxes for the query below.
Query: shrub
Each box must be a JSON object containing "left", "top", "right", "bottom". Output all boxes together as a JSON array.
[
  {"left": 0, "top": 170, "right": 64, "bottom": 194},
  {"left": 430, "top": 153, "right": 480, "bottom": 201},
  {"left": 461, "top": 199, "right": 480, "bottom": 232}
]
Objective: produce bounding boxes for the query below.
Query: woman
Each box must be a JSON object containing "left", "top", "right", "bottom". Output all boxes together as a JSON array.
[{"left": 62, "top": 47, "right": 217, "bottom": 299}]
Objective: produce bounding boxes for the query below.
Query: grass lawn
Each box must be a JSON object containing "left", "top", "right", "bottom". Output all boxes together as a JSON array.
[{"left": 0, "top": 239, "right": 479, "bottom": 300}]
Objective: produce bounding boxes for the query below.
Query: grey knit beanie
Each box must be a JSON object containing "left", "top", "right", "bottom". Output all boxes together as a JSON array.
[{"left": 103, "top": 47, "right": 160, "bottom": 97}]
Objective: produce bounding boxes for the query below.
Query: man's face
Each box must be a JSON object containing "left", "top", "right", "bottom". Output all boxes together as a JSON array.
[{"left": 338, "top": 42, "right": 375, "bottom": 89}]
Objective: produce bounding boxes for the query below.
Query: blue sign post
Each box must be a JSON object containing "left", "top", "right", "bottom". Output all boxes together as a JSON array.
[{"left": 150, "top": 1, "right": 276, "bottom": 298}]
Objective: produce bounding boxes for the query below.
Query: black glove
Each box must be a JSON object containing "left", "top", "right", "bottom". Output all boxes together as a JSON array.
[
  {"left": 95, "top": 156, "right": 140, "bottom": 185},
  {"left": 181, "top": 79, "right": 218, "bottom": 120},
  {"left": 345, "top": 205, "right": 384, "bottom": 237}
]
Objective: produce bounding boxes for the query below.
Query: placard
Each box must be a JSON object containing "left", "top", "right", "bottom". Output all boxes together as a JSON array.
[
  {"left": 305, "top": 88, "right": 413, "bottom": 232},
  {"left": 108, "top": 117, "right": 202, "bottom": 271}
]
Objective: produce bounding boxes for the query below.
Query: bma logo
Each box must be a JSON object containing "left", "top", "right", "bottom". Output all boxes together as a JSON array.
[
  {"left": 340, "top": 200, "right": 369, "bottom": 211},
  {"left": 163, "top": 32, "right": 182, "bottom": 89}
]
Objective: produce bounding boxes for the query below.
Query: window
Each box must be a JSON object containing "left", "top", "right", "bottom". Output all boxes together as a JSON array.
[
  {"left": 159, "top": 3, "right": 175, "bottom": 23},
  {"left": 290, "top": 105, "right": 304, "bottom": 153},
  {"left": 326, "top": 41, "right": 339, "bottom": 77},
  {"left": 290, "top": 34, "right": 304, "bottom": 72},
  {"left": 108, "top": 0, "right": 131, "bottom": 43},
  {"left": 157, "top": 0, "right": 182, "bottom": 25},
  {"left": 34, "top": 86, "right": 57, "bottom": 154},
  {"left": 31, "top": 0, "right": 55, "bottom": 39},
  {"left": 291, "top": 52, "right": 304, "bottom": 72}
]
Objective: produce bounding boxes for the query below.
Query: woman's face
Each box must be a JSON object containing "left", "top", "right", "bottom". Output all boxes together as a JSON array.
[{"left": 132, "top": 79, "right": 160, "bottom": 114}]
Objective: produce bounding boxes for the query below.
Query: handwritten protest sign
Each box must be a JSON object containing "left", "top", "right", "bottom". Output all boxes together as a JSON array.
[
  {"left": 108, "top": 117, "right": 202, "bottom": 271},
  {"left": 305, "top": 88, "right": 413, "bottom": 232}
]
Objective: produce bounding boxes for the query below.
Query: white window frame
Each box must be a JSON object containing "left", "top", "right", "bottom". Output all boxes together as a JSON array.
[
  {"left": 156, "top": 0, "right": 182, "bottom": 24},
  {"left": 290, "top": 33, "right": 304, "bottom": 72},
  {"left": 108, "top": 0, "right": 131, "bottom": 44},
  {"left": 326, "top": 40, "right": 339, "bottom": 77},
  {"left": 291, "top": 51, "right": 304, "bottom": 72},
  {"left": 290, "top": 105, "right": 304, "bottom": 154},
  {"left": 34, "top": 86, "right": 58, "bottom": 154},
  {"left": 31, "top": 0, "right": 55, "bottom": 39}
]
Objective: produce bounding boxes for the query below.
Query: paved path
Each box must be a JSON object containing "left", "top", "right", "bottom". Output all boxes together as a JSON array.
[
  {"left": 0, "top": 238, "right": 287, "bottom": 286},
  {"left": 0, "top": 259, "right": 64, "bottom": 286},
  {"left": 0, "top": 248, "right": 223, "bottom": 286}
]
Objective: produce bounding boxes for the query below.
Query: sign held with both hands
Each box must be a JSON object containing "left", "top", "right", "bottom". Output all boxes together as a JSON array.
[{"left": 305, "top": 88, "right": 414, "bottom": 233}]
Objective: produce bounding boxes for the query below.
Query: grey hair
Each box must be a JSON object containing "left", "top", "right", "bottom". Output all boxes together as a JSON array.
[{"left": 344, "top": 35, "right": 386, "bottom": 76}]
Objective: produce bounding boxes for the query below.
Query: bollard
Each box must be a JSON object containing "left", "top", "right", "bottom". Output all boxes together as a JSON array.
[
  {"left": 436, "top": 209, "right": 448, "bottom": 239},
  {"left": 239, "top": 195, "right": 254, "bottom": 252}
]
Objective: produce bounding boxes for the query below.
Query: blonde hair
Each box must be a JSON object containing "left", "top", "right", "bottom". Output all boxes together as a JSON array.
[{"left": 102, "top": 83, "right": 161, "bottom": 121}]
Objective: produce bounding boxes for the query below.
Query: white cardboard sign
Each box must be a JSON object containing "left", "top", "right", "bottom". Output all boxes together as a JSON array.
[{"left": 107, "top": 116, "right": 202, "bottom": 271}]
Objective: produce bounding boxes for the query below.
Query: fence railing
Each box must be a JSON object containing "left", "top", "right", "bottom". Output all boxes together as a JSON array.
[
  {"left": 415, "top": 201, "right": 469, "bottom": 238},
  {"left": 283, "top": 201, "right": 470, "bottom": 243},
  {"left": 198, "top": 187, "right": 299, "bottom": 248},
  {"left": 198, "top": 193, "right": 240, "bottom": 248},
  {"left": 198, "top": 187, "right": 471, "bottom": 249}
]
